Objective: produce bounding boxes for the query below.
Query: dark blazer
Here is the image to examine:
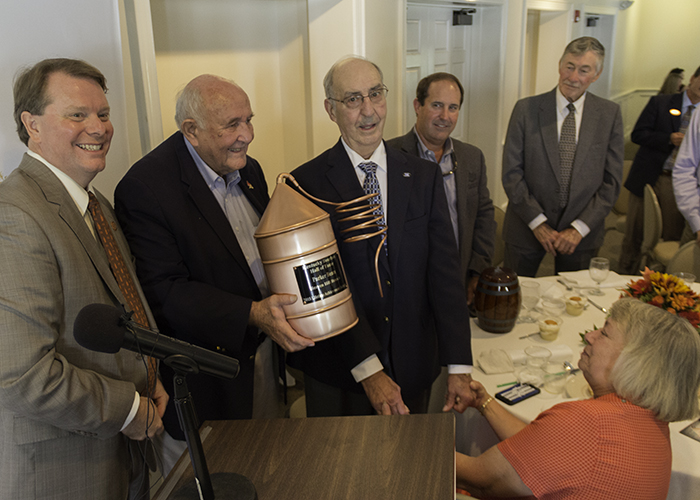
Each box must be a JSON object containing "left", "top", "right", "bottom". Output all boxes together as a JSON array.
[
  {"left": 114, "top": 132, "right": 269, "bottom": 439},
  {"left": 287, "top": 140, "right": 472, "bottom": 399},
  {"left": 386, "top": 131, "right": 496, "bottom": 290},
  {"left": 502, "top": 88, "right": 624, "bottom": 252},
  {"left": 0, "top": 155, "right": 151, "bottom": 499},
  {"left": 624, "top": 92, "right": 683, "bottom": 198}
]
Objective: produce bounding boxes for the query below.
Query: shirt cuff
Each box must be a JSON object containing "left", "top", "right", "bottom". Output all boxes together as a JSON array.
[
  {"left": 570, "top": 219, "right": 590, "bottom": 237},
  {"left": 120, "top": 391, "right": 141, "bottom": 432},
  {"left": 351, "top": 355, "right": 384, "bottom": 383},
  {"left": 447, "top": 365, "right": 473, "bottom": 374},
  {"left": 528, "top": 213, "right": 547, "bottom": 231}
]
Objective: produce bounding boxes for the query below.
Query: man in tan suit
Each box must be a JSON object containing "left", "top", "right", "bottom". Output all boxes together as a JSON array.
[{"left": 0, "top": 58, "right": 167, "bottom": 499}]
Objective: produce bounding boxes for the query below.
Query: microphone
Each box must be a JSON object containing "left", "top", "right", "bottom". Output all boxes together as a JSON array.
[{"left": 74, "top": 303, "right": 239, "bottom": 380}]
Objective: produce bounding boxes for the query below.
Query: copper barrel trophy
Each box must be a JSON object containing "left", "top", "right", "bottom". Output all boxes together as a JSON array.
[
  {"left": 473, "top": 266, "right": 521, "bottom": 333},
  {"left": 254, "top": 177, "right": 358, "bottom": 341}
]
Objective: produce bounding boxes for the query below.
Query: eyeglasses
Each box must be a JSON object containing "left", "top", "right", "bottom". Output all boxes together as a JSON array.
[{"left": 328, "top": 86, "right": 389, "bottom": 109}]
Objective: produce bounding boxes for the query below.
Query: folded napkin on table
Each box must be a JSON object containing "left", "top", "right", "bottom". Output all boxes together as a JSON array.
[
  {"left": 477, "top": 344, "right": 574, "bottom": 374},
  {"left": 558, "top": 270, "right": 628, "bottom": 289}
]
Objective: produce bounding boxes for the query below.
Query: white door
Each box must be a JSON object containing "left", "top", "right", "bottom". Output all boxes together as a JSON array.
[{"left": 404, "top": 3, "right": 503, "bottom": 174}]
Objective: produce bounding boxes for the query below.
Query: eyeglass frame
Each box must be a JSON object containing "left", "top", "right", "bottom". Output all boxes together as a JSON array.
[{"left": 327, "top": 85, "right": 389, "bottom": 109}]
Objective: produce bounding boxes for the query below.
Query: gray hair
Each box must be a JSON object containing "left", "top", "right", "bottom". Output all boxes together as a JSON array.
[
  {"left": 323, "top": 56, "right": 384, "bottom": 109},
  {"left": 609, "top": 298, "right": 700, "bottom": 422},
  {"left": 560, "top": 36, "right": 605, "bottom": 74},
  {"left": 174, "top": 74, "right": 239, "bottom": 130}
]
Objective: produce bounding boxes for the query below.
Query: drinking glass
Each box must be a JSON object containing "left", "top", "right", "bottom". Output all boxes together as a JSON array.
[
  {"left": 518, "top": 281, "right": 540, "bottom": 323},
  {"left": 588, "top": 257, "right": 609, "bottom": 296}
]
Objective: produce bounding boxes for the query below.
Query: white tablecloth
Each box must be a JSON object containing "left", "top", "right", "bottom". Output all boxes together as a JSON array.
[{"left": 451, "top": 276, "right": 700, "bottom": 500}]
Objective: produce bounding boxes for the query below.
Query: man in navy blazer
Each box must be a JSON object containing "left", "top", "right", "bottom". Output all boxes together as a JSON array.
[
  {"left": 502, "top": 37, "right": 623, "bottom": 276},
  {"left": 619, "top": 67, "right": 700, "bottom": 274},
  {"left": 288, "top": 57, "right": 474, "bottom": 417},
  {"left": 115, "top": 75, "right": 313, "bottom": 471}
]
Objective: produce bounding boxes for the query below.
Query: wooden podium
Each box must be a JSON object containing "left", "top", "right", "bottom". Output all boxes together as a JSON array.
[{"left": 153, "top": 413, "right": 455, "bottom": 500}]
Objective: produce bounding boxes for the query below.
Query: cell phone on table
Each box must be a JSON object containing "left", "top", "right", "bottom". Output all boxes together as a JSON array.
[{"left": 495, "top": 383, "right": 540, "bottom": 405}]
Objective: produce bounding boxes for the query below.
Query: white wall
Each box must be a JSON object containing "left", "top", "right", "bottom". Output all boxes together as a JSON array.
[{"left": 0, "top": 0, "right": 138, "bottom": 201}]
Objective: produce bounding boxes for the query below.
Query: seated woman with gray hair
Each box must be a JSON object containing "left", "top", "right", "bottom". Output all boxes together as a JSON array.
[{"left": 456, "top": 298, "right": 700, "bottom": 499}]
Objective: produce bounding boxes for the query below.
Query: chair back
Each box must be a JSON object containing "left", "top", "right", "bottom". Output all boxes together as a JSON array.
[
  {"left": 666, "top": 241, "right": 700, "bottom": 276},
  {"left": 493, "top": 205, "right": 506, "bottom": 267}
]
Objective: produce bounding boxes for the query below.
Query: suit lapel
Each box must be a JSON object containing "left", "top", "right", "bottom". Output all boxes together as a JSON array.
[
  {"left": 670, "top": 93, "right": 683, "bottom": 131},
  {"left": 386, "top": 146, "right": 413, "bottom": 274},
  {"left": 174, "top": 136, "right": 258, "bottom": 284},
  {"left": 573, "top": 93, "right": 600, "bottom": 173},
  {"left": 540, "top": 90, "right": 560, "bottom": 181},
  {"left": 19, "top": 156, "right": 124, "bottom": 302}
]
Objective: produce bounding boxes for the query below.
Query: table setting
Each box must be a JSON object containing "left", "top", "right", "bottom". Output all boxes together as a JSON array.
[{"left": 456, "top": 263, "right": 700, "bottom": 500}]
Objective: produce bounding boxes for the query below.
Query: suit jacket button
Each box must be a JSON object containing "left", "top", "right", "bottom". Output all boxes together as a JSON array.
[
  {"left": 384, "top": 316, "right": 390, "bottom": 322},
  {"left": 385, "top": 279, "right": 391, "bottom": 287},
  {"left": 249, "top": 355, "right": 255, "bottom": 361}
]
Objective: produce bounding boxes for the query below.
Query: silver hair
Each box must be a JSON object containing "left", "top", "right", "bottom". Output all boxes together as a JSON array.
[
  {"left": 174, "top": 74, "right": 238, "bottom": 130},
  {"left": 609, "top": 298, "right": 700, "bottom": 422},
  {"left": 323, "top": 56, "right": 384, "bottom": 110},
  {"left": 560, "top": 36, "right": 605, "bottom": 74}
]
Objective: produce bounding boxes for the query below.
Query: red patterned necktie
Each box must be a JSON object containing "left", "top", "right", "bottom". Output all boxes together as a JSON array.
[{"left": 88, "top": 192, "right": 157, "bottom": 391}]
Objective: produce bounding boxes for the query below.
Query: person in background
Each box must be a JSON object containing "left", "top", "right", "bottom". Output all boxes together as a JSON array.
[
  {"left": 502, "top": 36, "right": 623, "bottom": 276},
  {"left": 456, "top": 298, "right": 700, "bottom": 499},
  {"left": 619, "top": 66, "right": 700, "bottom": 274},
  {"left": 114, "top": 74, "right": 313, "bottom": 474},
  {"left": 659, "top": 68, "right": 685, "bottom": 95},
  {"left": 387, "top": 72, "right": 496, "bottom": 305},
  {"left": 673, "top": 95, "right": 700, "bottom": 247},
  {"left": 288, "top": 57, "right": 475, "bottom": 417},
  {"left": 0, "top": 58, "right": 167, "bottom": 499}
]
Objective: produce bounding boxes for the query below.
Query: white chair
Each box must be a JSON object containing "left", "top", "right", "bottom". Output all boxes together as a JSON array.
[
  {"left": 666, "top": 241, "right": 700, "bottom": 276},
  {"left": 493, "top": 205, "right": 506, "bottom": 267},
  {"left": 641, "top": 184, "right": 679, "bottom": 269}
]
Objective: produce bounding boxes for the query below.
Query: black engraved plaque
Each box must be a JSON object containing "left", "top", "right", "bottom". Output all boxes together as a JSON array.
[{"left": 293, "top": 253, "right": 348, "bottom": 304}]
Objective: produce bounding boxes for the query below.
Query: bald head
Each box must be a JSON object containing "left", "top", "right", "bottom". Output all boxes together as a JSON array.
[{"left": 177, "top": 74, "right": 254, "bottom": 176}]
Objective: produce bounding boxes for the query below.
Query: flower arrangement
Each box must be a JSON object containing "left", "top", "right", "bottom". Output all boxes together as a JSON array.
[{"left": 620, "top": 267, "right": 700, "bottom": 331}]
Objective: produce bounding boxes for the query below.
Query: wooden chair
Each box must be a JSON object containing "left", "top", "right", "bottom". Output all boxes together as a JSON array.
[{"left": 641, "top": 184, "right": 679, "bottom": 269}]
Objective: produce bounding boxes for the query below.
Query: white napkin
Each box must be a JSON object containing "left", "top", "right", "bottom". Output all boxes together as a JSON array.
[
  {"left": 477, "top": 349, "right": 515, "bottom": 374},
  {"left": 507, "top": 344, "right": 574, "bottom": 365},
  {"left": 558, "top": 270, "right": 628, "bottom": 289}
]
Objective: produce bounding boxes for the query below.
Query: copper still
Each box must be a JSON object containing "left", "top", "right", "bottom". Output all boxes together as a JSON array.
[
  {"left": 473, "top": 266, "right": 521, "bottom": 334},
  {"left": 254, "top": 177, "right": 358, "bottom": 341}
]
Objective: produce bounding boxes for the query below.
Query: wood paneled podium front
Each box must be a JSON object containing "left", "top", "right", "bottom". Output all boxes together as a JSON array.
[{"left": 153, "top": 413, "right": 455, "bottom": 500}]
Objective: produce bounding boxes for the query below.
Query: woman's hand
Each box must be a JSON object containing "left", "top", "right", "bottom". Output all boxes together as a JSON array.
[{"left": 468, "top": 379, "right": 491, "bottom": 409}]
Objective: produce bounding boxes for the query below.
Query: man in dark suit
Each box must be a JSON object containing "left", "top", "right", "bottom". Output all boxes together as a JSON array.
[
  {"left": 387, "top": 72, "right": 496, "bottom": 305},
  {"left": 114, "top": 75, "right": 313, "bottom": 472},
  {"left": 0, "top": 58, "right": 166, "bottom": 499},
  {"left": 502, "top": 37, "right": 623, "bottom": 276},
  {"left": 288, "top": 57, "right": 474, "bottom": 417},
  {"left": 619, "top": 66, "right": 700, "bottom": 274}
]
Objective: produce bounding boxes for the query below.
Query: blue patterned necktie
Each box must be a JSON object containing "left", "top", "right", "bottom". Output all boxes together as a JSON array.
[
  {"left": 358, "top": 161, "right": 386, "bottom": 229},
  {"left": 559, "top": 103, "right": 577, "bottom": 208},
  {"left": 663, "top": 104, "right": 696, "bottom": 171}
]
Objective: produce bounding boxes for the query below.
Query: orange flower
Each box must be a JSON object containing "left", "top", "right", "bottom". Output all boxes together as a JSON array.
[{"left": 649, "top": 295, "right": 665, "bottom": 306}]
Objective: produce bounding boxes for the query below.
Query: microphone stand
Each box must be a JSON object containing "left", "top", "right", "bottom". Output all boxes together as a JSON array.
[{"left": 166, "top": 354, "right": 257, "bottom": 500}]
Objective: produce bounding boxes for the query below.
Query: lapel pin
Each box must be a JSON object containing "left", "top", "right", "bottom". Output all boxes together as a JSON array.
[
  {"left": 246, "top": 181, "right": 254, "bottom": 190},
  {"left": 670, "top": 109, "right": 681, "bottom": 116},
  {"left": 403, "top": 172, "right": 411, "bottom": 177}
]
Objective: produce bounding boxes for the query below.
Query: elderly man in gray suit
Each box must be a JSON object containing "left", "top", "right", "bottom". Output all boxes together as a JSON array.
[
  {"left": 387, "top": 72, "right": 496, "bottom": 305},
  {"left": 502, "top": 37, "right": 623, "bottom": 276},
  {"left": 0, "top": 59, "right": 167, "bottom": 499}
]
